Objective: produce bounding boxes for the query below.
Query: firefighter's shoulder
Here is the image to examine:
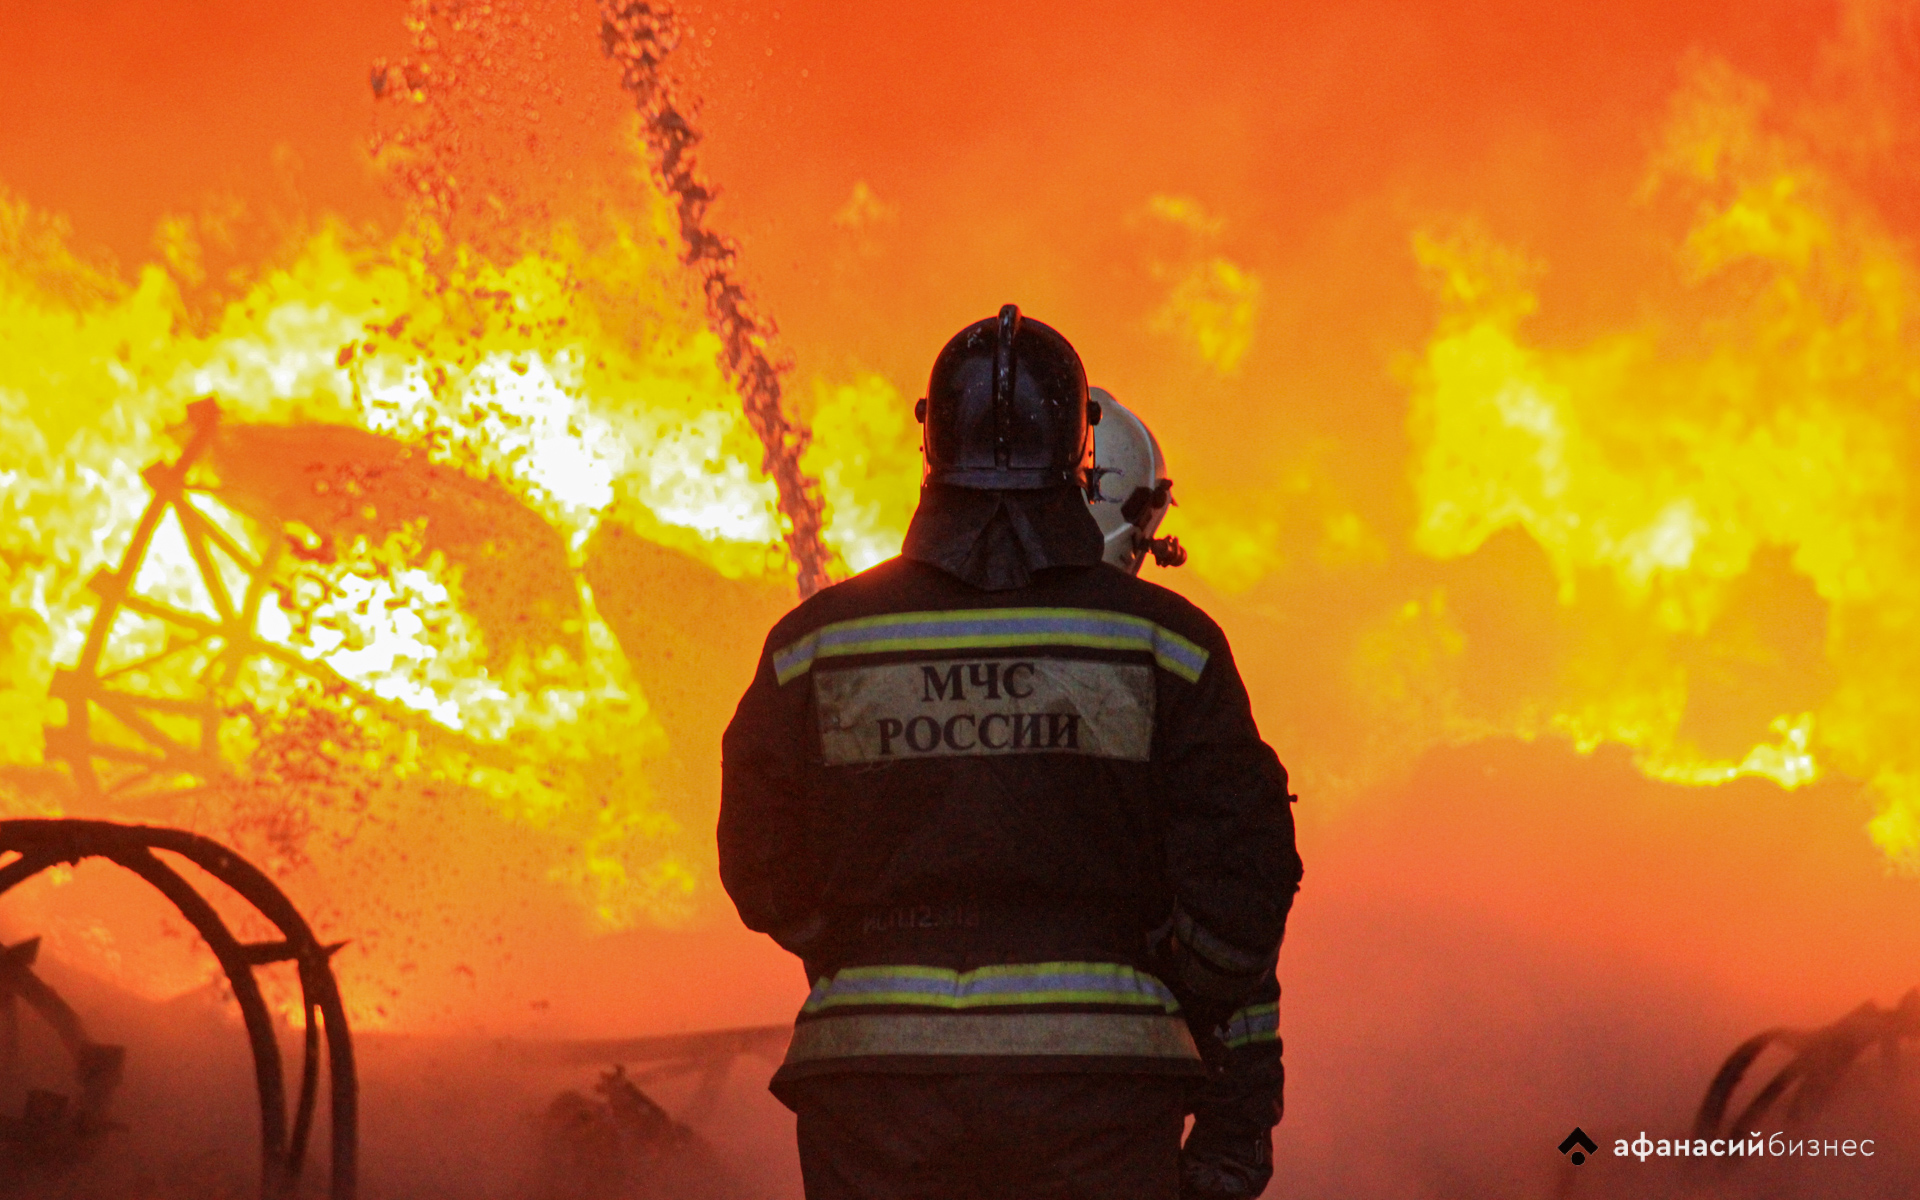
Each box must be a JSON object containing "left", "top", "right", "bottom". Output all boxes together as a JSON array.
[
  {"left": 760, "top": 555, "right": 915, "bottom": 649},
  {"left": 1060, "top": 563, "right": 1231, "bottom": 662},
  {"left": 758, "top": 555, "right": 960, "bottom": 683}
]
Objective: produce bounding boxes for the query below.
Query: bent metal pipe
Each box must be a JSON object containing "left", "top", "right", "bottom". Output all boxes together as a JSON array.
[{"left": 0, "top": 819, "right": 357, "bottom": 1200}]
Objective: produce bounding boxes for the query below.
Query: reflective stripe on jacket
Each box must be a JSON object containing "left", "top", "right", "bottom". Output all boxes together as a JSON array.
[{"left": 785, "top": 961, "right": 1200, "bottom": 1072}]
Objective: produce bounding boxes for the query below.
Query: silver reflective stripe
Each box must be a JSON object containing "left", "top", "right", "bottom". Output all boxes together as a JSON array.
[
  {"left": 1221, "top": 1001, "right": 1279, "bottom": 1048},
  {"left": 814, "top": 658, "right": 1154, "bottom": 764},
  {"left": 801, "top": 962, "right": 1179, "bottom": 1014},
  {"left": 784, "top": 1012, "right": 1202, "bottom": 1064}
]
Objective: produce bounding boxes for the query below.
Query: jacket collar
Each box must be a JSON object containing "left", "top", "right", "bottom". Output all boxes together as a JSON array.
[{"left": 900, "top": 484, "right": 1104, "bottom": 591}]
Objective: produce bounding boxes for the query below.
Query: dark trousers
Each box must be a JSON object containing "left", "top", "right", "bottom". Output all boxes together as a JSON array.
[{"left": 784, "top": 1073, "right": 1189, "bottom": 1200}]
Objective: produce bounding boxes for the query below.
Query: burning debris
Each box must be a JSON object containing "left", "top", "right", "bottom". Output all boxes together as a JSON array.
[
  {"left": 535, "top": 1065, "right": 716, "bottom": 1200},
  {"left": 4, "top": 369, "right": 786, "bottom": 1198},
  {"left": 41, "top": 397, "right": 584, "bottom": 807}
]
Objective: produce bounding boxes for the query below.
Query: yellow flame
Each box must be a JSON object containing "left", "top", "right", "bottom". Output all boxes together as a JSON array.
[
  {"left": 803, "top": 372, "right": 920, "bottom": 574},
  {"left": 1135, "top": 194, "right": 1264, "bottom": 375},
  {"left": 12, "top": 27, "right": 1920, "bottom": 1024},
  {"left": 1404, "top": 57, "right": 1920, "bottom": 859},
  {"left": 0, "top": 129, "right": 897, "bottom": 980}
]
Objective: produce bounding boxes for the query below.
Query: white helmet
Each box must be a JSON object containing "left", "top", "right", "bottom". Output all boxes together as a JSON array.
[{"left": 1085, "top": 388, "right": 1185, "bottom": 575}]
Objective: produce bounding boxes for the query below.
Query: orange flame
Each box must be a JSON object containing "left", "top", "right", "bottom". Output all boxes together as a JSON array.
[
  {"left": 1403, "top": 54, "right": 1920, "bottom": 858},
  {"left": 0, "top": 3, "right": 912, "bottom": 1023},
  {"left": 6, "top": 2, "right": 1920, "bottom": 1034}
]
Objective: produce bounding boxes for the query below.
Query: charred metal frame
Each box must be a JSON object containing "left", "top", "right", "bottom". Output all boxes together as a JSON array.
[
  {"left": 28, "top": 397, "right": 784, "bottom": 1196},
  {"left": 0, "top": 819, "right": 356, "bottom": 1200},
  {"left": 46, "top": 399, "right": 278, "bottom": 801},
  {"left": 44, "top": 398, "right": 507, "bottom": 803}
]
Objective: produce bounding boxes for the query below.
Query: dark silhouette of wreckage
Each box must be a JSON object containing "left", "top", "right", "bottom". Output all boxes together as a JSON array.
[
  {"left": 1696, "top": 988, "right": 1920, "bottom": 1144},
  {"left": 0, "top": 819, "right": 788, "bottom": 1200},
  {"left": 0, "top": 819, "right": 357, "bottom": 1199}
]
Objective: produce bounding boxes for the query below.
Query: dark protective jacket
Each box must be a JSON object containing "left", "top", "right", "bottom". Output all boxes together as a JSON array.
[
  {"left": 1183, "top": 970, "right": 1283, "bottom": 1198},
  {"left": 719, "top": 543, "right": 1301, "bottom": 1090}
]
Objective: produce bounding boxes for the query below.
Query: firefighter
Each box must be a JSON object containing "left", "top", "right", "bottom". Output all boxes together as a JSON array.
[
  {"left": 719, "top": 306, "right": 1302, "bottom": 1200},
  {"left": 1088, "top": 389, "right": 1284, "bottom": 1200}
]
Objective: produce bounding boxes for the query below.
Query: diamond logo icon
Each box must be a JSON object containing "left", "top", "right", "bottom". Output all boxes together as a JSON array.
[{"left": 1559, "top": 1127, "right": 1598, "bottom": 1165}]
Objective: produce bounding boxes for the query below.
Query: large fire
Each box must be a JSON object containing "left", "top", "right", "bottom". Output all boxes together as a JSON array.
[
  {"left": 1401, "top": 53, "right": 1920, "bottom": 855},
  {"left": 5, "top": 0, "right": 1920, "bottom": 1191},
  {"left": 0, "top": 0, "right": 919, "bottom": 1027}
]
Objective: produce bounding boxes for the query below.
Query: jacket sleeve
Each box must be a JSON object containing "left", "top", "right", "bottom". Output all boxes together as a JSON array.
[
  {"left": 717, "top": 635, "right": 824, "bottom": 955},
  {"left": 1154, "top": 625, "right": 1302, "bottom": 997},
  {"left": 1182, "top": 973, "right": 1283, "bottom": 1200}
]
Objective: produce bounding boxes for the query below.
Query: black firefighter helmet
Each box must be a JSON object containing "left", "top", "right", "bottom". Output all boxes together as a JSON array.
[{"left": 916, "top": 304, "right": 1102, "bottom": 489}]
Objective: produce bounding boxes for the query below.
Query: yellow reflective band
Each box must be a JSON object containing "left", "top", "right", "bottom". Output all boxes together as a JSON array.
[
  {"left": 1221, "top": 1001, "right": 1280, "bottom": 1048},
  {"left": 783, "top": 1012, "right": 1203, "bottom": 1064},
  {"left": 772, "top": 608, "right": 1209, "bottom": 685}
]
